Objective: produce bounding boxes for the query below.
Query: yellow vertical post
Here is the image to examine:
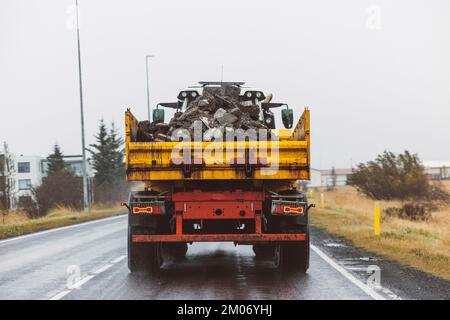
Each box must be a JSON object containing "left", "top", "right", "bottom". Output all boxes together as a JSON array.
[
  {"left": 320, "top": 193, "right": 325, "bottom": 208},
  {"left": 374, "top": 202, "right": 381, "bottom": 236}
]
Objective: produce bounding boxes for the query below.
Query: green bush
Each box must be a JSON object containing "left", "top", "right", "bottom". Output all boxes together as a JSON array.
[{"left": 348, "top": 150, "right": 449, "bottom": 201}]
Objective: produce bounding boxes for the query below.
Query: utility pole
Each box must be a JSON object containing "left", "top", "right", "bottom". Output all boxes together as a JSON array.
[
  {"left": 75, "top": 0, "right": 89, "bottom": 212},
  {"left": 145, "top": 55, "right": 155, "bottom": 121}
]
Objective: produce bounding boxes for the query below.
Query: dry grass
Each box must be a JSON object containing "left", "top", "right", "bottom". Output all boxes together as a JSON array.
[
  {"left": 309, "top": 181, "right": 450, "bottom": 281},
  {"left": 0, "top": 205, "right": 126, "bottom": 240}
]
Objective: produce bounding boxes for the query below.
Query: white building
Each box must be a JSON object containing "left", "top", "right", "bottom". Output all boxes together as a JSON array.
[
  {"left": 298, "top": 168, "right": 354, "bottom": 189},
  {"left": 423, "top": 161, "right": 450, "bottom": 180},
  {"left": 40, "top": 155, "right": 93, "bottom": 177},
  {"left": 12, "top": 154, "right": 93, "bottom": 205},
  {"left": 320, "top": 168, "right": 353, "bottom": 187},
  {"left": 309, "top": 168, "right": 322, "bottom": 187},
  {"left": 14, "top": 155, "right": 44, "bottom": 203},
  {"left": 299, "top": 168, "right": 322, "bottom": 189}
]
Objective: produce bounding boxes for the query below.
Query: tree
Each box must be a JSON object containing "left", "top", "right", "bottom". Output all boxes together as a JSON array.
[
  {"left": 33, "top": 170, "right": 83, "bottom": 217},
  {"left": 348, "top": 150, "right": 449, "bottom": 201},
  {"left": 89, "top": 120, "right": 112, "bottom": 184},
  {"left": 46, "top": 144, "right": 68, "bottom": 175},
  {"left": 88, "top": 120, "right": 126, "bottom": 203},
  {"left": 28, "top": 144, "right": 82, "bottom": 217},
  {"left": 109, "top": 122, "right": 126, "bottom": 186}
]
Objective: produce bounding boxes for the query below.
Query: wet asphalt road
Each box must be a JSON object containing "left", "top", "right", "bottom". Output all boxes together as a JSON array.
[{"left": 0, "top": 215, "right": 381, "bottom": 300}]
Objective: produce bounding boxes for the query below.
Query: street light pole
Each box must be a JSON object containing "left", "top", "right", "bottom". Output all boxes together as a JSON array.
[
  {"left": 75, "top": 0, "right": 89, "bottom": 212},
  {"left": 145, "top": 55, "right": 155, "bottom": 121}
]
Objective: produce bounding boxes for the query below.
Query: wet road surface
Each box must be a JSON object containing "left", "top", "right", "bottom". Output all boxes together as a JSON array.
[{"left": 0, "top": 215, "right": 381, "bottom": 300}]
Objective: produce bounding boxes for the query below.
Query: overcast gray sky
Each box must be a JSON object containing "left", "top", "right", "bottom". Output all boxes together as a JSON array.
[{"left": 1, "top": 0, "right": 449, "bottom": 169}]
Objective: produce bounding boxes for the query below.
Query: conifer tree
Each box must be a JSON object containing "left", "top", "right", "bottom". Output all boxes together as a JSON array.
[
  {"left": 89, "top": 120, "right": 126, "bottom": 203},
  {"left": 89, "top": 120, "right": 112, "bottom": 186},
  {"left": 46, "top": 144, "right": 67, "bottom": 175}
]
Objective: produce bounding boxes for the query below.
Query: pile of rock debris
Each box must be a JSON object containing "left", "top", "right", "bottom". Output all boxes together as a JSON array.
[{"left": 137, "top": 89, "right": 268, "bottom": 142}]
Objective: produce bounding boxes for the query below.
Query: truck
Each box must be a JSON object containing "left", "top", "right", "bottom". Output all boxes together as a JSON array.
[{"left": 123, "top": 81, "right": 312, "bottom": 273}]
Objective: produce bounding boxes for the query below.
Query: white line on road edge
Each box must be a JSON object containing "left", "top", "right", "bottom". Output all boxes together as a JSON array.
[
  {"left": 111, "top": 255, "right": 126, "bottom": 264},
  {"left": 74, "top": 275, "right": 95, "bottom": 288},
  {"left": 93, "top": 263, "right": 114, "bottom": 275},
  {"left": 310, "top": 244, "right": 386, "bottom": 300},
  {"left": 0, "top": 215, "right": 126, "bottom": 246},
  {"left": 48, "top": 255, "right": 126, "bottom": 300}
]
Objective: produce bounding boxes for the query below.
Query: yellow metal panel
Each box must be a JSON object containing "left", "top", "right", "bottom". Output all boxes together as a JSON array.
[
  {"left": 125, "top": 108, "right": 311, "bottom": 182},
  {"left": 127, "top": 169, "right": 310, "bottom": 181},
  {"left": 272, "top": 129, "right": 292, "bottom": 140}
]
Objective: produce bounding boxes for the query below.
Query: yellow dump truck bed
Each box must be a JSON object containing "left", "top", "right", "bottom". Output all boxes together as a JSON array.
[{"left": 125, "top": 109, "right": 310, "bottom": 181}]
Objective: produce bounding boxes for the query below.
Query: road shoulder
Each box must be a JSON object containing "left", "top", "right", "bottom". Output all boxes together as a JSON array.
[{"left": 311, "top": 225, "right": 450, "bottom": 300}]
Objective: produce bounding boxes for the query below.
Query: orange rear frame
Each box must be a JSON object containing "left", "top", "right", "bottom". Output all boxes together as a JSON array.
[
  {"left": 132, "top": 234, "right": 306, "bottom": 242},
  {"left": 131, "top": 190, "right": 306, "bottom": 243}
]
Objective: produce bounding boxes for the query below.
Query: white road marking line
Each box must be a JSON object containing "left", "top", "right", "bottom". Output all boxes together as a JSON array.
[
  {"left": 47, "top": 254, "right": 126, "bottom": 300},
  {"left": 49, "top": 290, "right": 71, "bottom": 301},
  {"left": 111, "top": 255, "right": 126, "bottom": 264},
  {"left": 0, "top": 215, "right": 126, "bottom": 246},
  {"left": 345, "top": 266, "right": 371, "bottom": 271},
  {"left": 311, "top": 244, "right": 386, "bottom": 300},
  {"left": 93, "top": 263, "right": 114, "bottom": 274},
  {"left": 49, "top": 275, "right": 95, "bottom": 300},
  {"left": 73, "top": 275, "right": 95, "bottom": 288}
]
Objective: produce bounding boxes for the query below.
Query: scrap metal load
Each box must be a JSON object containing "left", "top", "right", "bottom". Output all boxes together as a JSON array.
[{"left": 137, "top": 85, "right": 268, "bottom": 142}]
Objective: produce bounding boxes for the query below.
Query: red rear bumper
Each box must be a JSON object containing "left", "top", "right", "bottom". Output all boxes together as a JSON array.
[
  {"left": 132, "top": 233, "right": 306, "bottom": 243},
  {"left": 131, "top": 190, "right": 306, "bottom": 243}
]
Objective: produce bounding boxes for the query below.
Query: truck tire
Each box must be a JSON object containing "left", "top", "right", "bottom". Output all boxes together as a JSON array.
[
  {"left": 274, "top": 230, "right": 310, "bottom": 273},
  {"left": 252, "top": 244, "right": 275, "bottom": 259},
  {"left": 128, "top": 227, "right": 163, "bottom": 273}
]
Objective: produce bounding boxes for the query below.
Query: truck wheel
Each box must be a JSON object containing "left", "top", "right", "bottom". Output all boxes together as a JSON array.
[
  {"left": 253, "top": 244, "right": 275, "bottom": 259},
  {"left": 274, "top": 232, "right": 310, "bottom": 273},
  {"left": 163, "top": 242, "right": 188, "bottom": 259},
  {"left": 128, "top": 227, "right": 163, "bottom": 273}
]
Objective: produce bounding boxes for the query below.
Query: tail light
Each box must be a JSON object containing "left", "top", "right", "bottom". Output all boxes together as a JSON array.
[
  {"left": 132, "top": 204, "right": 164, "bottom": 215},
  {"left": 283, "top": 206, "right": 304, "bottom": 214},
  {"left": 272, "top": 201, "right": 306, "bottom": 215}
]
